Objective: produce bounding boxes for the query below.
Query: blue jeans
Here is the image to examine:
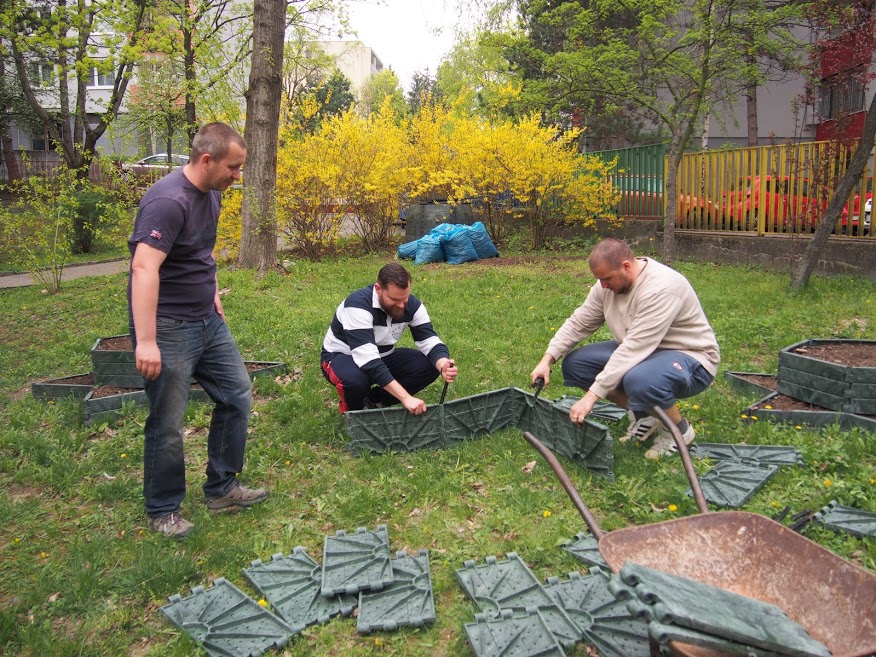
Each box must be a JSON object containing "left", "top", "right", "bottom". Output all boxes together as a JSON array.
[
  {"left": 561, "top": 340, "right": 714, "bottom": 412},
  {"left": 131, "top": 312, "right": 252, "bottom": 516}
]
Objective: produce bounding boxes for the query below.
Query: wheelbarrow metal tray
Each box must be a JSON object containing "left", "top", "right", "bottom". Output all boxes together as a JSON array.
[{"left": 597, "top": 511, "right": 876, "bottom": 657}]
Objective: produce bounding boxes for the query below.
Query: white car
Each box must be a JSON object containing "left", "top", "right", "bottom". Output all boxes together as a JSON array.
[
  {"left": 865, "top": 196, "right": 871, "bottom": 235},
  {"left": 121, "top": 153, "right": 189, "bottom": 181}
]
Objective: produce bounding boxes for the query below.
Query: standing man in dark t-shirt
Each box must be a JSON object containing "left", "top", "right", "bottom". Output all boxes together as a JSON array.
[{"left": 128, "top": 122, "right": 268, "bottom": 539}]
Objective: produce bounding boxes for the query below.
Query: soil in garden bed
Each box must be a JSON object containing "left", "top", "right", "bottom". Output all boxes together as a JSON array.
[
  {"left": 752, "top": 393, "right": 828, "bottom": 411},
  {"left": 97, "top": 336, "right": 133, "bottom": 350},
  {"left": 735, "top": 373, "right": 778, "bottom": 391},
  {"left": 42, "top": 373, "right": 96, "bottom": 385},
  {"left": 793, "top": 342, "right": 876, "bottom": 367},
  {"left": 91, "top": 385, "right": 139, "bottom": 398}
]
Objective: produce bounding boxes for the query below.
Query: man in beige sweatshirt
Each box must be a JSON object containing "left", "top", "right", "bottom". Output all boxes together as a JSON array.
[{"left": 530, "top": 238, "right": 720, "bottom": 459}]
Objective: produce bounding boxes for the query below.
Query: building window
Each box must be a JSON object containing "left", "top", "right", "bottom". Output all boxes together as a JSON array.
[
  {"left": 88, "top": 65, "right": 115, "bottom": 88},
  {"left": 819, "top": 73, "right": 865, "bottom": 119},
  {"left": 28, "top": 61, "right": 54, "bottom": 87}
]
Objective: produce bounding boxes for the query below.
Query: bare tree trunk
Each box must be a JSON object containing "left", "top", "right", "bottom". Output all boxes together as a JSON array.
[
  {"left": 236, "top": 0, "right": 284, "bottom": 273},
  {"left": 790, "top": 91, "right": 876, "bottom": 290},
  {"left": 746, "top": 84, "right": 759, "bottom": 147}
]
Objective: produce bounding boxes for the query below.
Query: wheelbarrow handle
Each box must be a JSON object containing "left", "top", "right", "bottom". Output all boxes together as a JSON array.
[
  {"left": 650, "top": 406, "right": 709, "bottom": 515},
  {"left": 522, "top": 431, "right": 606, "bottom": 540},
  {"left": 531, "top": 376, "right": 545, "bottom": 400},
  {"left": 439, "top": 380, "right": 449, "bottom": 404}
]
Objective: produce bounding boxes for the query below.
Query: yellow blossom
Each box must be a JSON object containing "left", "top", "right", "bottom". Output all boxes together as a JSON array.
[
  {"left": 543, "top": 510, "right": 552, "bottom": 518},
  {"left": 692, "top": 404, "right": 699, "bottom": 410},
  {"left": 258, "top": 598, "right": 268, "bottom": 607},
  {"left": 764, "top": 405, "right": 772, "bottom": 410},
  {"left": 823, "top": 479, "right": 832, "bottom": 487},
  {"left": 795, "top": 425, "right": 802, "bottom": 430},
  {"left": 771, "top": 501, "right": 779, "bottom": 507},
  {"left": 741, "top": 414, "right": 748, "bottom": 419},
  {"left": 40, "top": 551, "right": 48, "bottom": 558},
  {"left": 668, "top": 504, "right": 678, "bottom": 512},
  {"left": 751, "top": 415, "right": 758, "bottom": 421},
  {"left": 120, "top": 453, "right": 126, "bottom": 459}
]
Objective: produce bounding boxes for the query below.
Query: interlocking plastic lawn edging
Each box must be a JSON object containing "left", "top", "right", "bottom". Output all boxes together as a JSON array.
[
  {"left": 357, "top": 549, "right": 435, "bottom": 634},
  {"left": 778, "top": 339, "right": 876, "bottom": 414},
  {"left": 723, "top": 371, "right": 777, "bottom": 397},
  {"left": 31, "top": 372, "right": 95, "bottom": 402},
  {"left": 242, "top": 547, "right": 356, "bottom": 632},
  {"left": 690, "top": 442, "right": 804, "bottom": 467},
  {"left": 321, "top": 525, "right": 394, "bottom": 597},
  {"left": 455, "top": 552, "right": 582, "bottom": 648},
  {"left": 610, "top": 561, "right": 831, "bottom": 657},
  {"left": 464, "top": 608, "right": 566, "bottom": 657},
  {"left": 687, "top": 459, "right": 778, "bottom": 508},
  {"left": 744, "top": 392, "right": 876, "bottom": 432},
  {"left": 346, "top": 387, "right": 616, "bottom": 481},
  {"left": 160, "top": 577, "right": 294, "bottom": 657},
  {"left": 543, "top": 569, "right": 650, "bottom": 657},
  {"left": 813, "top": 500, "right": 876, "bottom": 539}
]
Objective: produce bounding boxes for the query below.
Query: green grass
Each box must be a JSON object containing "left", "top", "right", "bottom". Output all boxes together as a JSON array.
[{"left": 1, "top": 253, "right": 875, "bottom": 656}]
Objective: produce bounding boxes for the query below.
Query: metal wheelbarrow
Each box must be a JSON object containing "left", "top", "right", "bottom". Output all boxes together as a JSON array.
[{"left": 523, "top": 406, "right": 876, "bottom": 657}]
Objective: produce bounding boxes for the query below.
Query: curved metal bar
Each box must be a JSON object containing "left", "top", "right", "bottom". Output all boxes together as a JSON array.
[
  {"left": 651, "top": 406, "right": 709, "bottom": 514},
  {"left": 522, "top": 431, "right": 605, "bottom": 540}
]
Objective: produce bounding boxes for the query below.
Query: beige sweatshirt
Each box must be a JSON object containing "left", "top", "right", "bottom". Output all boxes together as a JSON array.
[{"left": 545, "top": 258, "right": 720, "bottom": 399}]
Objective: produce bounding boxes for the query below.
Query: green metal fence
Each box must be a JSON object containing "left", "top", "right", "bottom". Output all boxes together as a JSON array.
[{"left": 587, "top": 144, "right": 666, "bottom": 220}]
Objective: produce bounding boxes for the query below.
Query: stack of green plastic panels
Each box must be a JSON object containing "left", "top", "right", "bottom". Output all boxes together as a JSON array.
[
  {"left": 243, "top": 547, "right": 356, "bottom": 632},
  {"left": 357, "top": 549, "right": 435, "bottom": 633},
  {"left": 609, "top": 562, "right": 831, "bottom": 657}
]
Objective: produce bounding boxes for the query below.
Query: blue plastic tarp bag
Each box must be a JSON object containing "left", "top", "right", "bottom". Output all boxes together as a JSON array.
[
  {"left": 468, "top": 221, "right": 499, "bottom": 259},
  {"left": 414, "top": 234, "right": 444, "bottom": 265},
  {"left": 429, "top": 223, "right": 457, "bottom": 240},
  {"left": 441, "top": 227, "right": 479, "bottom": 265},
  {"left": 397, "top": 239, "right": 418, "bottom": 260}
]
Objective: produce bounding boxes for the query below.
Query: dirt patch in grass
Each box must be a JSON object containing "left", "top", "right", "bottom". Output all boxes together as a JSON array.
[{"left": 793, "top": 342, "right": 876, "bottom": 367}]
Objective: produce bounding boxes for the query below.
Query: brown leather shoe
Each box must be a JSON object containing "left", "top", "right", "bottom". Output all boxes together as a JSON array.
[{"left": 205, "top": 482, "right": 269, "bottom": 511}]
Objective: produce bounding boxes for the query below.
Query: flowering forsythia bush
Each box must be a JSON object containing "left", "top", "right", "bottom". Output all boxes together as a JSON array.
[
  {"left": 216, "top": 186, "right": 243, "bottom": 263},
  {"left": 232, "top": 103, "right": 620, "bottom": 260}
]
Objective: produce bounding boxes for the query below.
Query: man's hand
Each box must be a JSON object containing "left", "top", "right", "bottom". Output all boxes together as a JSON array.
[
  {"left": 402, "top": 396, "right": 427, "bottom": 415},
  {"left": 136, "top": 341, "right": 162, "bottom": 380},
  {"left": 530, "top": 354, "right": 555, "bottom": 388},
  {"left": 437, "top": 358, "right": 458, "bottom": 383},
  {"left": 569, "top": 390, "right": 599, "bottom": 425}
]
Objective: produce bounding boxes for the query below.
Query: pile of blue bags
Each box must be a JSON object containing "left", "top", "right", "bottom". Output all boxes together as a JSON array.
[{"left": 397, "top": 222, "right": 499, "bottom": 265}]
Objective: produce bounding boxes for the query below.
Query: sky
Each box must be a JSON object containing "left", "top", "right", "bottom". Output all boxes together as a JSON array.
[{"left": 344, "top": 0, "right": 472, "bottom": 93}]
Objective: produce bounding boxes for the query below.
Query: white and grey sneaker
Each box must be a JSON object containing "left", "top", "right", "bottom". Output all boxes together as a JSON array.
[
  {"left": 620, "top": 411, "right": 660, "bottom": 443},
  {"left": 645, "top": 423, "right": 696, "bottom": 460}
]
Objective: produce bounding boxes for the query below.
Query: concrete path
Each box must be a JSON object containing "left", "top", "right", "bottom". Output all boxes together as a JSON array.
[{"left": 0, "top": 257, "right": 129, "bottom": 289}]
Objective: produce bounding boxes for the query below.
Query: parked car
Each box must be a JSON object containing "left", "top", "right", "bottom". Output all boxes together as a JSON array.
[{"left": 120, "top": 153, "right": 189, "bottom": 182}]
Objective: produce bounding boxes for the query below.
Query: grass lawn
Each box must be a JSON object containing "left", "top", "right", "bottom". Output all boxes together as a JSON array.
[{"left": 1, "top": 251, "right": 874, "bottom": 657}]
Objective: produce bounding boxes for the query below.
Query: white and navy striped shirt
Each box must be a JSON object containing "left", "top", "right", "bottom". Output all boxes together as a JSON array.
[{"left": 322, "top": 285, "right": 449, "bottom": 387}]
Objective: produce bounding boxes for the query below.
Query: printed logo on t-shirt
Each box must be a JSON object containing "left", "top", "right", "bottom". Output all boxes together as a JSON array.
[{"left": 150, "top": 229, "right": 163, "bottom": 240}]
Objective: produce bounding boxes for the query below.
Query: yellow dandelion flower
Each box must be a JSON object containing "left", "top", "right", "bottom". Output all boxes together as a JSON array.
[
  {"left": 751, "top": 415, "right": 758, "bottom": 421},
  {"left": 258, "top": 598, "right": 268, "bottom": 607},
  {"left": 692, "top": 404, "right": 699, "bottom": 411},
  {"left": 764, "top": 405, "right": 772, "bottom": 410},
  {"left": 529, "top": 306, "right": 534, "bottom": 310},
  {"left": 285, "top": 460, "right": 291, "bottom": 465},
  {"left": 668, "top": 504, "right": 678, "bottom": 512},
  {"left": 771, "top": 501, "right": 779, "bottom": 507},
  {"left": 14, "top": 538, "right": 20, "bottom": 543},
  {"left": 543, "top": 510, "right": 552, "bottom": 518},
  {"left": 550, "top": 327, "right": 555, "bottom": 331},
  {"left": 40, "top": 551, "right": 48, "bottom": 558},
  {"left": 870, "top": 478, "right": 876, "bottom": 485},
  {"left": 741, "top": 414, "right": 748, "bottom": 419},
  {"left": 795, "top": 425, "right": 802, "bottom": 430},
  {"left": 120, "top": 453, "right": 126, "bottom": 459},
  {"left": 823, "top": 479, "right": 832, "bottom": 487}
]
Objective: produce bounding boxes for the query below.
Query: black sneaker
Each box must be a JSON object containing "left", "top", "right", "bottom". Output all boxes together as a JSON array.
[{"left": 205, "top": 482, "right": 269, "bottom": 511}]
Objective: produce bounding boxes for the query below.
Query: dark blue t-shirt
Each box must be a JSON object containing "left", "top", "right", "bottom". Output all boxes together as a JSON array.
[{"left": 127, "top": 168, "right": 220, "bottom": 321}]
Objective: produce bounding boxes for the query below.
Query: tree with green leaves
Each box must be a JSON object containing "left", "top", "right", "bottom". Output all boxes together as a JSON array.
[
  {"left": 493, "top": 0, "right": 802, "bottom": 260},
  {"left": 790, "top": 0, "right": 876, "bottom": 290},
  {"left": 358, "top": 68, "right": 407, "bottom": 118},
  {"left": 407, "top": 69, "right": 441, "bottom": 115},
  {"left": 2, "top": 0, "right": 152, "bottom": 174}
]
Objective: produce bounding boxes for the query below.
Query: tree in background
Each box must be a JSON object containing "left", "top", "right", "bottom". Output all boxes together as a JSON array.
[
  {"left": 358, "top": 69, "right": 407, "bottom": 119},
  {"left": 121, "top": 57, "right": 188, "bottom": 159},
  {"left": 791, "top": 0, "right": 876, "bottom": 290},
  {"left": 289, "top": 69, "right": 356, "bottom": 134},
  {"left": 407, "top": 69, "right": 441, "bottom": 115},
  {"left": 2, "top": 0, "right": 152, "bottom": 173}
]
